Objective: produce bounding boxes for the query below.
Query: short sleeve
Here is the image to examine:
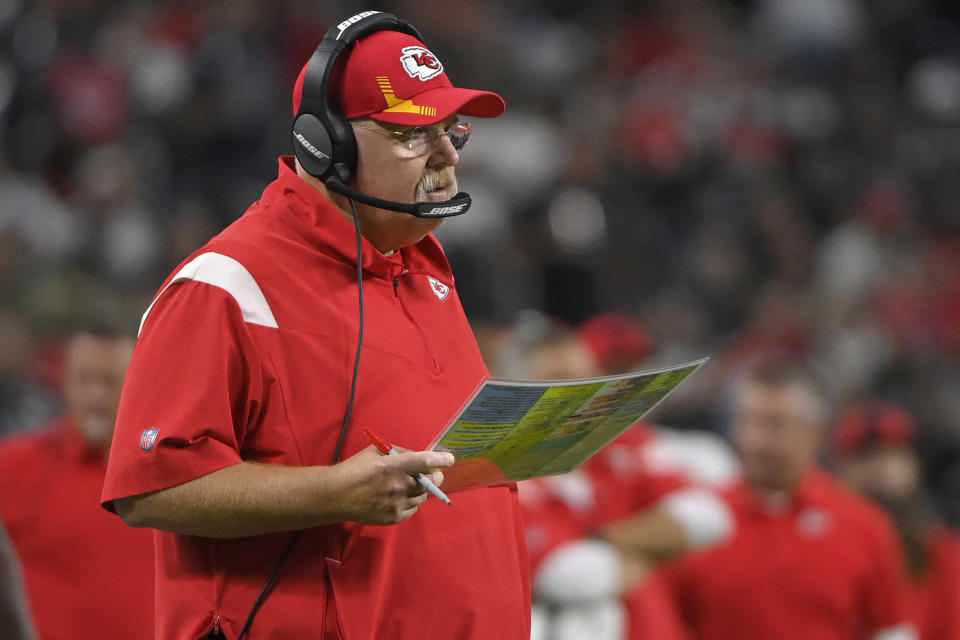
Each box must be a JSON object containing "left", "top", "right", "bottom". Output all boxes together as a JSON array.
[{"left": 101, "top": 279, "right": 264, "bottom": 511}]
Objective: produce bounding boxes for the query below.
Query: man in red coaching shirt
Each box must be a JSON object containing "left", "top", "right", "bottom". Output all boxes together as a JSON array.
[
  {"left": 833, "top": 401, "right": 960, "bottom": 640},
  {"left": 0, "top": 326, "right": 153, "bottom": 639},
  {"left": 101, "top": 12, "right": 529, "bottom": 640},
  {"left": 662, "top": 353, "right": 916, "bottom": 640}
]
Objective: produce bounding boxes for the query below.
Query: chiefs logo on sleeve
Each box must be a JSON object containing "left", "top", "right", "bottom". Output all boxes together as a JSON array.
[
  {"left": 428, "top": 276, "right": 450, "bottom": 300},
  {"left": 400, "top": 46, "right": 444, "bottom": 81}
]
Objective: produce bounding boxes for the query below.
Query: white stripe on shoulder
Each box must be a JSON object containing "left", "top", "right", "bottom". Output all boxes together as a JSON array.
[{"left": 139, "top": 252, "right": 278, "bottom": 335}]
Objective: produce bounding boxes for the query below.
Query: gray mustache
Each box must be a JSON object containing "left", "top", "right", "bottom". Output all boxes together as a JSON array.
[{"left": 416, "top": 170, "right": 457, "bottom": 201}]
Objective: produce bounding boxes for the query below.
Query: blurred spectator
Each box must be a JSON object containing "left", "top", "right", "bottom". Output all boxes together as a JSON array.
[
  {"left": 0, "top": 0, "right": 956, "bottom": 522},
  {"left": 661, "top": 352, "right": 916, "bottom": 640},
  {"left": 0, "top": 325, "right": 154, "bottom": 639},
  {"left": 492, "top": 310, "right": 603, "bottom": 381},
  {"left": 499, "top": 315, "right": 734, "bottom": 640},
  {"left": 578, "top": 313, "right": 654, "bottom": 375},
  {"left": 833, "top": 401, "right": 960, "bottom": 640}
]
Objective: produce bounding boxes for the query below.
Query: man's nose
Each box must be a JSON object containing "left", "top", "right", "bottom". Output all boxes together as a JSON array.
[{"left": 427, "top": 133, "right": 459, "bottom": 167}]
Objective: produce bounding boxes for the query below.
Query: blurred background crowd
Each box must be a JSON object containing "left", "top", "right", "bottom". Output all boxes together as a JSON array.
[
  {"left": 3, "top": 0, "right": 958, "bottom": 523},
  {"left": 1, "top": 0, "right": 960, "bottom": 637}
]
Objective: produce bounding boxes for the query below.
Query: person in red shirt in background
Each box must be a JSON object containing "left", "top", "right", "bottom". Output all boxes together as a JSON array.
[
  {"left": 525, "top": 419, "right": 733, "bottom": 640},
  {"left": 832, "top": 401, "right": 960, "bottom": 640},
  {"left": 0, "top": 325, "right": 153, "bottom": 639},
  {"left": 661, "top": 352, "right": 916, "bottom": 640},
  {"left": 504, "top": 313, "right": 736, "bottom": 640}
]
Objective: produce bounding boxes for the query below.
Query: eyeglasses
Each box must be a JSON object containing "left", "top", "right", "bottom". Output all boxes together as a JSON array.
[{"left": 353, "top": 120, "right": 472, "bottom": 156}]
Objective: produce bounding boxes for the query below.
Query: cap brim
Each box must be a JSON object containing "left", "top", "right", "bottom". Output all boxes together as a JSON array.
[{"left": 369, "top": 86, "right": 505, "bottom": 126}]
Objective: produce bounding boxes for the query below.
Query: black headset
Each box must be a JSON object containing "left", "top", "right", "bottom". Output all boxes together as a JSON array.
[{"left": 290, "top": 10, "right": 472, "bottom": 218}]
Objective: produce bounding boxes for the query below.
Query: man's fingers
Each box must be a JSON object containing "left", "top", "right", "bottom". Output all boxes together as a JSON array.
[
  {"left": 392, "top": 450, "right": 455, "bottom": 474},
  {"left": 424, "top": 470, "right": 444, "bottom": 488},
  {"left": 391, "top": 493, "right": 428, "bottom": 522},
  {"left": 401, "top": 469, "right": 445, "bottom": 497},
  {"left": 411, "top": 492, "right": 428, "bottom": 508},
  {"left": 394, "top": 504, "right": 421, "bottom": 524},
  {"left": 405, "top": 476, "right": 427, "bottom": 498}
]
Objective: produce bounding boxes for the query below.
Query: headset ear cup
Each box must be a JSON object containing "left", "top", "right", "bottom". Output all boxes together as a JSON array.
[
  {"left": 292, "top": 113, "right": 334, "bottom": 179},
  {"left": 327, "top": 111, "right": 357, "bottom": 184},
  {"left": 293, "top": 12, "right": 420, "bottom": 184}
]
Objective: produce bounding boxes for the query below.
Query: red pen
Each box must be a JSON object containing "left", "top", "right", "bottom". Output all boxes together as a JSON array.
[{"left": 363, "top": 425, "right": 452, "bottom": 505}]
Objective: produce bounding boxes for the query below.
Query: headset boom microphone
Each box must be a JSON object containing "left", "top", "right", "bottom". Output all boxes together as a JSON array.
[{"left": 323, "top": 175, "right": 471, "bottom": 218}]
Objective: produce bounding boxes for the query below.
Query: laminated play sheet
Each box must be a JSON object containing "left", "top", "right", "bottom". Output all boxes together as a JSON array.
[{"left": 430, "top": 358, "right": 708, "bottom": 492}]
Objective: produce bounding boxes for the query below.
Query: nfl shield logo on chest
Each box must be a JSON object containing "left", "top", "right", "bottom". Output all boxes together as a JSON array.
[
  {"left": 428, "top": 277, "right": 450, "bottom": 301},
  {"left": 140, "top": 427, "right": 159, "bottom": 451}
]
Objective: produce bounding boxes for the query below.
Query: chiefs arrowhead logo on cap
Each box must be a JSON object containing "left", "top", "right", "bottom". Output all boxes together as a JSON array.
[{"left": 400, "top": 46, "right": 444, "bottom": 81}]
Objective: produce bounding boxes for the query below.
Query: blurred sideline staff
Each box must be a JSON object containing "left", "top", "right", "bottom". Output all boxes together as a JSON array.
[
  {"left": 833, "top": 402, "right": 960, "bottom": 640},
  {"left": 660, "top": 352, "right": 916, "bottom": 640},
  {"left": 500, "top": 314, "right": 736, "bottom": 640},
  {"left": 0, "top": 326, "right": 153, "bottom": 639}
]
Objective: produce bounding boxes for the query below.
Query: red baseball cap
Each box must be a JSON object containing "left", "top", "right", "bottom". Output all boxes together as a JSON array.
[
  {"left": 578, "top": 313, "right": 654, "bottom": 373},
  {"left": 293, "top": 30, "right": 505, "bottom": 126},
  {"left": 832, "top": 401, "right": 916, "bottom": 455}
]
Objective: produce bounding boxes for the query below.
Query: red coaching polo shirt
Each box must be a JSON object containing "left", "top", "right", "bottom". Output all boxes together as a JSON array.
[
  {"left": 101, "top": 157, "right": 531, "bottom": 639},
  {"left": 0, "top": 418, "right": 154, "bottom": 639},
  {"left": 663, "top": 469, "right": 911, "bottom": 640}
]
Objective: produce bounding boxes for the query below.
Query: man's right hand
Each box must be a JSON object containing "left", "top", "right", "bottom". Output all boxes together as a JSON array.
[
  {"left": 113, "top": 447, "right": 455, "bottom": 538},
  {"left": 327, "top": 445, "right": 454, "bottom": 525}
]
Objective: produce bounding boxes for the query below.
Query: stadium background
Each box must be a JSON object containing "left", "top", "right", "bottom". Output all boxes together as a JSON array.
[{"left": 0, "top": 0, "right": 959, "bottom": 530}]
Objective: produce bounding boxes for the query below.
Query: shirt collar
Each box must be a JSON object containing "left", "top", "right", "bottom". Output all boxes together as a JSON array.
[
  {"left": 732, "top": 468, "right": 829, "bottom": 516},
  {"left": 261, "top": 157, "right": 454, "bottom": 282}
]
